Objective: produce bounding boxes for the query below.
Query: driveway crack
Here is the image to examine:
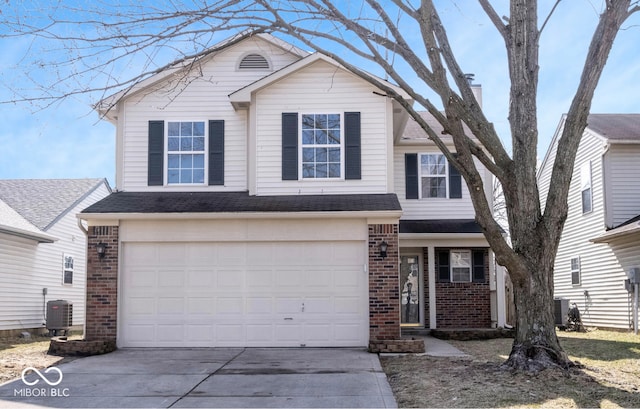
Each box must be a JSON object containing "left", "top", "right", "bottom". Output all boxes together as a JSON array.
[{"left": 167, "top": 348, "right": 246, "bottom": 408}]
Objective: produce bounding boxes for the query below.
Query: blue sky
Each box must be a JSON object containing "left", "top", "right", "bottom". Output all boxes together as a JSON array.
[{"left": 0, "top": 1, "right": 638, "bottom": 188}]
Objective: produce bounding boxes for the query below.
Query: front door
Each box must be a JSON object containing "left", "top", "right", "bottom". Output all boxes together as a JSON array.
[{"left": 400, "top": 255, "right": 421, "bottom": 326}]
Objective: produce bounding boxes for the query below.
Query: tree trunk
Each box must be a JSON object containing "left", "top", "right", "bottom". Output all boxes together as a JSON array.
[{"left": 503, "top": 257, "right": 573, "bottom": 372}]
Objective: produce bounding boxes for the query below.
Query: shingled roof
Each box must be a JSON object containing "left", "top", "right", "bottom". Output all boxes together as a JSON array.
[
  {"left": 587, "top": 114, "right": 640, "bottom": 141},
  {"left": 0, "top": 179, "right": 108, "bottom": 230},
  {"left": 400, "top": 219, "right": 484, "bottom": 234},
  {"left": 81, "top": 191, "right": 402, "bottom": 214}
]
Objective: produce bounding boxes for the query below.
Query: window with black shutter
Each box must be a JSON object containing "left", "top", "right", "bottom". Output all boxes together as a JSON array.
[
  {"left": 437, "top": 250, "right": 450, "bottom": 282},
  {"left": 405, "top": 153, "right": 419, "bottom": 199},
  {"left": 472, "top": 249, "right": 486, "bottom": 283},
  {"left": 282, "top": 112, "right": 299, "bottom": 180},
  {"left": 147, "top": 120, "right": 164, "bottom": 186},
  {"left": 208, "top": 120, "right": 224, "bottom": 185}
]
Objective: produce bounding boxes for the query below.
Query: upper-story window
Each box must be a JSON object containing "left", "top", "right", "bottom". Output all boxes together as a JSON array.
[
  {"left": 301, "top": 114, "right": 342, "bottom": 179},
  {"left": 404, "top": 153, "right": 462, "bottom": 200},
  {"left": 580, "top": 161, "right": 592, "bottom": 214},
  {"left": 167, "top": 121, "right": 206, "bottom": 184},
  {"left": 147, "top": 119, "right": 224, "bottom": 187},
  {"left": 238, "top": 53, "right": 270, "bottom": 70},
  {"left": 420, "top": 154, "right": 447, "bottom": 198},
  {"left": 281, "top": 112, "right": 360, "bottom": 181}
]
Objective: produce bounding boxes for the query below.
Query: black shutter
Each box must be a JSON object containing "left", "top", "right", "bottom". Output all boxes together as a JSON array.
[
  {"left": 344, "top": 112, "right": 361, "bottom": 180},
  {"left": 405, "top": 153, "right": 419, "bottom": 199},
  {"left": 472, "top": 250, "right": 486, "bottom": 283},
  {"left": 208, "top": 120, "right": 225, "bottom": 186},
  {"left": 148, "top": 120, "right": 164, "bottom": 186},
  {"left": 449, "top": 154, "right": 462, "bottom": 199},
  {"left": 437, "top": 250, "right": 450, "bottom": 282},
  {"left": 282, "top": 112, "right": 298, "bottom": 180}
]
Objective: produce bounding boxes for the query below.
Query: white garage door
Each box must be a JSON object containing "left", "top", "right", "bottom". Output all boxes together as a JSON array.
[{"left": 120, "top": 241, "right": 367, "bottom": 347}]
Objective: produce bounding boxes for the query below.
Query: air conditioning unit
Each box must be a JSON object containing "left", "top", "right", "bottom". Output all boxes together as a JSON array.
[
  {"left": 46, "top": 300, "right": 73, "bottom": 336},
  {"left": 554, "top": 298, "right": 569, "bottom": 327}
]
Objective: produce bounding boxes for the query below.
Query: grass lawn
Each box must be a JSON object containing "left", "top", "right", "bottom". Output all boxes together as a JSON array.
[{"left": 381, "top": 329, "right": 640, "bottom": 408}]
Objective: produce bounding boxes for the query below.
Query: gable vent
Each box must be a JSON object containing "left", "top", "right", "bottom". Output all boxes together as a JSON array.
[{"left": 239, "top": 53, "right": 270, "bottom": 70}]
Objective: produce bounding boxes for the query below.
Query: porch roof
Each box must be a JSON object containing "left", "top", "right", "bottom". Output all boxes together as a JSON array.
[{"left": 399, "top": 219, "right": 483, "bottom": 234}]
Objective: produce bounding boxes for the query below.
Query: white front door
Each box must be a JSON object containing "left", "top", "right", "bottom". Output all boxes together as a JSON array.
[{"left": 120, "top": 241, "right": 367, "bottom": 347}]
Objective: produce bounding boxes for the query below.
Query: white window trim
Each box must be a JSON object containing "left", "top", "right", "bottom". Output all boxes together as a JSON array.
[
  {"left": 165, "top": 120, "right": 208, "bottom": 186},
  {"left": 450, "top": 249, "right": 472, "bottom": 283},
  {"left": 298, "top": 113, "right": 345, "bottom": 180},
  {"left": 571, "top": 256, "right": 581, "bottom": 286},
  {"left": 62, "top": 253, "right": 74, "bottom": 286},
  {"left": 580, "top": 161, "right": 593, "bottom": 214},
  {"left": 418, "top": 153, "right": 449, "bottom": 199}
]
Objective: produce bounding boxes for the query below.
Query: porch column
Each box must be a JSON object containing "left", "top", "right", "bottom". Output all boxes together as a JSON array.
[
  {"left": 495, "top": 252, "right": 507, "bottom": 327},
  {"left": 85, "top": 225, "right": 119, "bottom": 342},
  {"left": 427, "top": 246, "right": 437, "bottom": 329}
]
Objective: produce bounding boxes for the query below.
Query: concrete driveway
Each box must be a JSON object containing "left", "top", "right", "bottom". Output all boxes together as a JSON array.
[{"left": 0, "top": 347, "right": 396, "bottom": 408}]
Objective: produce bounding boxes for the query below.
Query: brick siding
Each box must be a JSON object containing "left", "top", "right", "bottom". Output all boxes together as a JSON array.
[
  {"left": 424, "top": 247, "right": 492, "bottom": 328},
  {"left": 368, "top": 224, "right": 400, "bottom": 341},
  {"left": 85, "top": 226, "right": 119, "bottom": 341}
]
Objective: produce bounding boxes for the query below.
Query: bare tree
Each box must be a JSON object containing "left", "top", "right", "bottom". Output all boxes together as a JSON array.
[{"left": 2, "top": 0, "right": 638, "bottom": 371}]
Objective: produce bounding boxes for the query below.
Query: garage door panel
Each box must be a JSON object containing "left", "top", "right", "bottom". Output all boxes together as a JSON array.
[
  {"left": 158, "top": 270, "right": 184, "bottom": 288},
  {"left": 276, "top": 268, "right": 303, "bottom": 288},
  {"left": 121, "top": 241, "right": 367, "bottom": 347},
  {"left": 157, "top": 297, "right": 185, "bottom": 314},
  {"left": 246, "top": 269, "right": 274, "bottom": 289},
  {"left": 246, "top": 324, "right": 273, "bottom": 343},
  {"left": 187, "top": 297, "right": 215, "bottom": 314},
  {"left": 216, "top": 297, "right": 243, "bottom": 315},
  {"left": 216, "top": 324, "right": 243, "bottom": 343},
  {"left": 217, "top": 269, "right": 245, "bottom": 288},
  {"left": 187, "top": 269, "right": 215, "bottom": 288},
  {"left": 246, "top": 297, "right": 273, "bottom": 314}
]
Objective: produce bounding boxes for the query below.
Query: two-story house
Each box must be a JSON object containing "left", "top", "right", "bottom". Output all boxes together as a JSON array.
[
  {"left": 80, "top": 32, "right": 504, "bottom": 350},
  {"left": 538, "top": 114, "right": 640, "bottom": 330}
]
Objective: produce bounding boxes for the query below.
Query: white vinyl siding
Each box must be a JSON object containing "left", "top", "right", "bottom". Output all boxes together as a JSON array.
[
  {"left": 119, "top": 37, "right": 300, "bottom": 192},
  {"left": 606, "top": 144, "right": 640, "bottom": 227},
  {"left": 394, "top": 145, "right": 481, "bottom": 219},
  {"left": 0, "top": 183, "right": 110, "bottom": 331},
  {"left": 539, "top": 123, "right": 634, "bottom": 329},
  {"left": 254, "top": 60, "right": 390, "bottom": 195}
]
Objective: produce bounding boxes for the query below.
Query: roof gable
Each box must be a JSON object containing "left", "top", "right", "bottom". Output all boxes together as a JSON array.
[
  {"left": 0, "top": 178, "right": 109, "bottom": 231},
  {"left": 96, "top": 32, "right": 310, "bottom": 119},
  {"left": 229, "top": 52, "right": 411, "bottom": 110},
  {"left": 539, "top": 113, "right": 640, "bottom": 179},
  {"left": 0, "top": 198, "right": 56, "bottom": 243}
]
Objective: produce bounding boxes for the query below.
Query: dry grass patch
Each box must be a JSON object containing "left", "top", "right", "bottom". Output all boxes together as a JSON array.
[
  {"left": 0, "top": 336, "right": 78, "bottom": 385},
  {"left": 381, "top": 329, "right": 640, "bottom": 408}
]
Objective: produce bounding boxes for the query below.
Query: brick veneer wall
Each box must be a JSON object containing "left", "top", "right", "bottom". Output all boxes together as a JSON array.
[
  {"left": 85, "top": 226, "right": 119, "bottom": 341},
  {"left": 368, "top": 224, "right": 400, "bottom": 342},
  {"left": 424, "top": 247, "right": 492, "bottom": 329}
]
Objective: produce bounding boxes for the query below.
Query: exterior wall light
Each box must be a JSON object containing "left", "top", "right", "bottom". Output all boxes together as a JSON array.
[
  {"left": 96, "top": 242, "right": 107, "bottom": 259},
  {"left": 379, "top": 241, "right": 388, "bottom": 258}
]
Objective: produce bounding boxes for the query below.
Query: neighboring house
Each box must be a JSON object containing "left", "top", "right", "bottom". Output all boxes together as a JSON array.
[
  {"left": 538, "top": 114, "right": 640, "bottom": 330},
  {"left": 0, "top": 178, "right": 111, "bottom": 335},
  {"left": 80, "top": 32, "right": 506, "bottom": 349}
]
